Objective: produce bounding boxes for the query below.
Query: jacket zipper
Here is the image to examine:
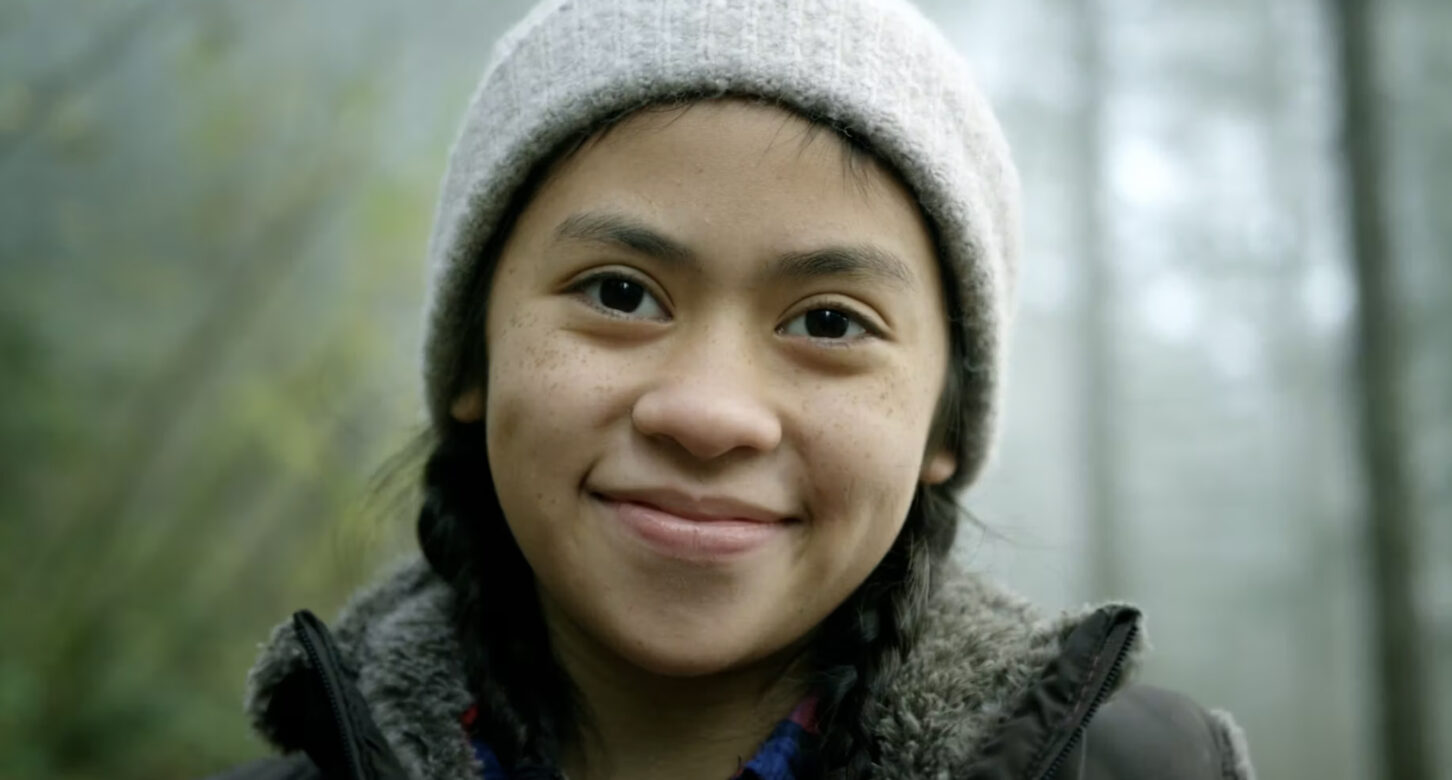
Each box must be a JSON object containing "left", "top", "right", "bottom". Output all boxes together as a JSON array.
[
  {"left": 294, "top": 610, "right": 366, "bottom": 780},
  {"left": 1035, "top": 611, "right": 1139, "bottom": 780}
]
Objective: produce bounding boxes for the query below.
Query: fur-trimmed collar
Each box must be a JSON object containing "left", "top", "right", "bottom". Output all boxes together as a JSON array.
[{"left": 244, "top": 557, "right": 1143, "bottom": 779}]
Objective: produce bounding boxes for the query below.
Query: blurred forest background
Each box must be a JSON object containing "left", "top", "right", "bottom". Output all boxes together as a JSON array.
[{"left": 1, "top": 0, "right": 1448, "bottom": 778}]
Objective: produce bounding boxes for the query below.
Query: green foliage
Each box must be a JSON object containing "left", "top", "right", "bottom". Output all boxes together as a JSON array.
[{"left": 0, "top": 1, "right": 471, "bottom": 776}]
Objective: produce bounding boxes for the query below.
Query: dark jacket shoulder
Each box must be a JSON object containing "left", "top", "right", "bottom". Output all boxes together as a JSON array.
[
  {"left": 874, "top": 565, "right": 1255, "bottom": 779},
  {"left": 1073, "top": 684, "right": 1255, "bottom": 780}
]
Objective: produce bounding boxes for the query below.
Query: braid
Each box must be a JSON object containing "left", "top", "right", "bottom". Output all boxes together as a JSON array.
[
  {"left": 416, "top": 422, "right": 574, "bottom": 771},
  {"left": 809, "top": 486, "right": 954, "bottom": 779}
]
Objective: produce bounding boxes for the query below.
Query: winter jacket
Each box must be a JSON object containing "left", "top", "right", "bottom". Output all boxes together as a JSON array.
[{"left": 210, "top": 558, "right": 1256, "bottom": 780}]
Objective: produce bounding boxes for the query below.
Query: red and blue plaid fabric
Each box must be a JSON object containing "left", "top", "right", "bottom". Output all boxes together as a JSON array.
[{"left": 463, "top": 698, "right": 820, "bottom": 780}]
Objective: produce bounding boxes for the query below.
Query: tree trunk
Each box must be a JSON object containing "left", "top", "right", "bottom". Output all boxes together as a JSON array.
[
  {"left": 1329, "top": 1, "right": 1432, "bottom": 778},
  {"left": 1072, "top": 0, "right": 1121, "bottom": 600}
]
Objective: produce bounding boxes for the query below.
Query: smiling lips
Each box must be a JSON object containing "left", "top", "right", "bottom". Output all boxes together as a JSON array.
[{"left": 594, "top": 488, "right": 794, "bottom": 561}]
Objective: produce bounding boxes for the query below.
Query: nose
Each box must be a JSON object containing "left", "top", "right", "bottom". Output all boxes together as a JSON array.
[{"left": 631, "top": 336, "right": 782, "bottom": 461}]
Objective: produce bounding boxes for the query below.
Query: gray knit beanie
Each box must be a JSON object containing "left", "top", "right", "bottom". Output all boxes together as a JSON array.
[{"left": 423, "top": 0, "right": 1020, "bottom": 488}]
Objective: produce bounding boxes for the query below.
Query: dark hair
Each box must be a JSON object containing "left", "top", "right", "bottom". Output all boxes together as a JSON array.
[{"left": 416, "top": 96, "right": 969, "bottom": 779}]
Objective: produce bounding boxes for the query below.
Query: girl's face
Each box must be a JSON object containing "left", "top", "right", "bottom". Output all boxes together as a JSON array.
[{"left": 454, "top": 99, "right": 955, "bottom": 678}]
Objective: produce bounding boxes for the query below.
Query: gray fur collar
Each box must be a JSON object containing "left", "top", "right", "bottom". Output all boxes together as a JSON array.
[{"left": 244, "top": 557, "right": 1143, "bottom": 779}]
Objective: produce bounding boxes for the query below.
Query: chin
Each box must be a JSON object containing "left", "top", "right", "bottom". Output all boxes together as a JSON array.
[{"left": 602, "top": 612, "right": 794, "bottom": 679}]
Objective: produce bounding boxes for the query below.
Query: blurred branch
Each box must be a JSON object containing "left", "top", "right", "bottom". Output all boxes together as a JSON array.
[
  {"left": 0, "top": 0, "right": 177, "bottom": 170},
  {"left": 35, "top": 162, "right": 357, "bottom": 590}
]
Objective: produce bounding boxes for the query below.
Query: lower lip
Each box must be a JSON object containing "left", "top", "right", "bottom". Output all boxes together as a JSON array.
[{"left": 600, "top": 497, "right": 790, "bottom": 561}]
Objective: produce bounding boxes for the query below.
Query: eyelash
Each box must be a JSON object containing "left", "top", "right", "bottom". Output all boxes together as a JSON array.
[
  {"left": 566, "top": 270, "right": 671, "bottom": 319},
  {"left": 779, "top": 301, "right": 882, "bottom": 343},
  {"left": 565, "top": 270, "right": 883, "bottom": 342}
]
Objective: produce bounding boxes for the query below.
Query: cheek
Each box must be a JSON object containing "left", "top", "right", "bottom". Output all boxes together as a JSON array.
[
  {"left": 486, "top": 309, "right": 621, "bottom": 453},
  {"left": 484, "top": 312, "right": 634, "bottom": 535},
  {"left": 797, "top": 370, "right": 938, "bottom": 555},
  {"left": 483, "top": 308, "right": 640, "bottom": 587}
]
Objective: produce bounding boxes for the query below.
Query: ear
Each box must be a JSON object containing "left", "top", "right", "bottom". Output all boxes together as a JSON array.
[
  {"left": 450, "top": 387, "right": 485, "bottom": 423},
  {"left": 920, "top": 449, "right": 957, "bottom": 486}
]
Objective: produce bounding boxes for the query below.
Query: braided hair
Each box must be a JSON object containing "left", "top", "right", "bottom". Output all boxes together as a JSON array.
[{"left": 414, "top": 98, "right": 971, "bottom": 779}]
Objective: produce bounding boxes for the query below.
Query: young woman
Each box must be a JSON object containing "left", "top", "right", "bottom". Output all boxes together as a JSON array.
[{"left": 218, "top": 1, "right": 1255, "bottom": 778}]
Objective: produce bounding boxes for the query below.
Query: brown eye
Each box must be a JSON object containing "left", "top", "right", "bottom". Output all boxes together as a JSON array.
[
  {"left": 781, "top": 307, "right": 868, "bottom": 341},
  {"left": 805, "top": 310, "right": 850, "bottom": 338},
  {"left": 599, "top": 278, "right": 645, "bottom": 312},
  {"left": 573, "top": 273, "right": 669, "bottom": 320}
]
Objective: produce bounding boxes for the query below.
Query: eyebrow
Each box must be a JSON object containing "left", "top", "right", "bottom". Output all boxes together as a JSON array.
[
  {"left": 555, "top": 211, "right": 693, "bottom": 263},
  {"left": 553, "top": 210, "right": 917, "bottom": 290},
  {"left": 775, "top": 245, "right": 915, "bottom": 289}
]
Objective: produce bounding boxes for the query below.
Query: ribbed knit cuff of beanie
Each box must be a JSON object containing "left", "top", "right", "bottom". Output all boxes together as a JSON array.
[{"left": 420, "top": 0, "right": 1021, "bottom": 489}]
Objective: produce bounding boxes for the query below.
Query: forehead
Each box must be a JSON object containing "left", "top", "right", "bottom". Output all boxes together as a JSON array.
[{"left": 515, "top": 98, "right": 940, "bottom": 286}]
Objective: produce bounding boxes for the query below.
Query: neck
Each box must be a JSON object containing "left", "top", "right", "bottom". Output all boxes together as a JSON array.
[{"left": 542, "top": 600, "right": 811, "bottom": 780}]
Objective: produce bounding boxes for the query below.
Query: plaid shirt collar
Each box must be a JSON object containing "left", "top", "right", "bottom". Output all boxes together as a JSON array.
[{"left": 464, "top": 697, "right": 820, "bottom": 780}]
